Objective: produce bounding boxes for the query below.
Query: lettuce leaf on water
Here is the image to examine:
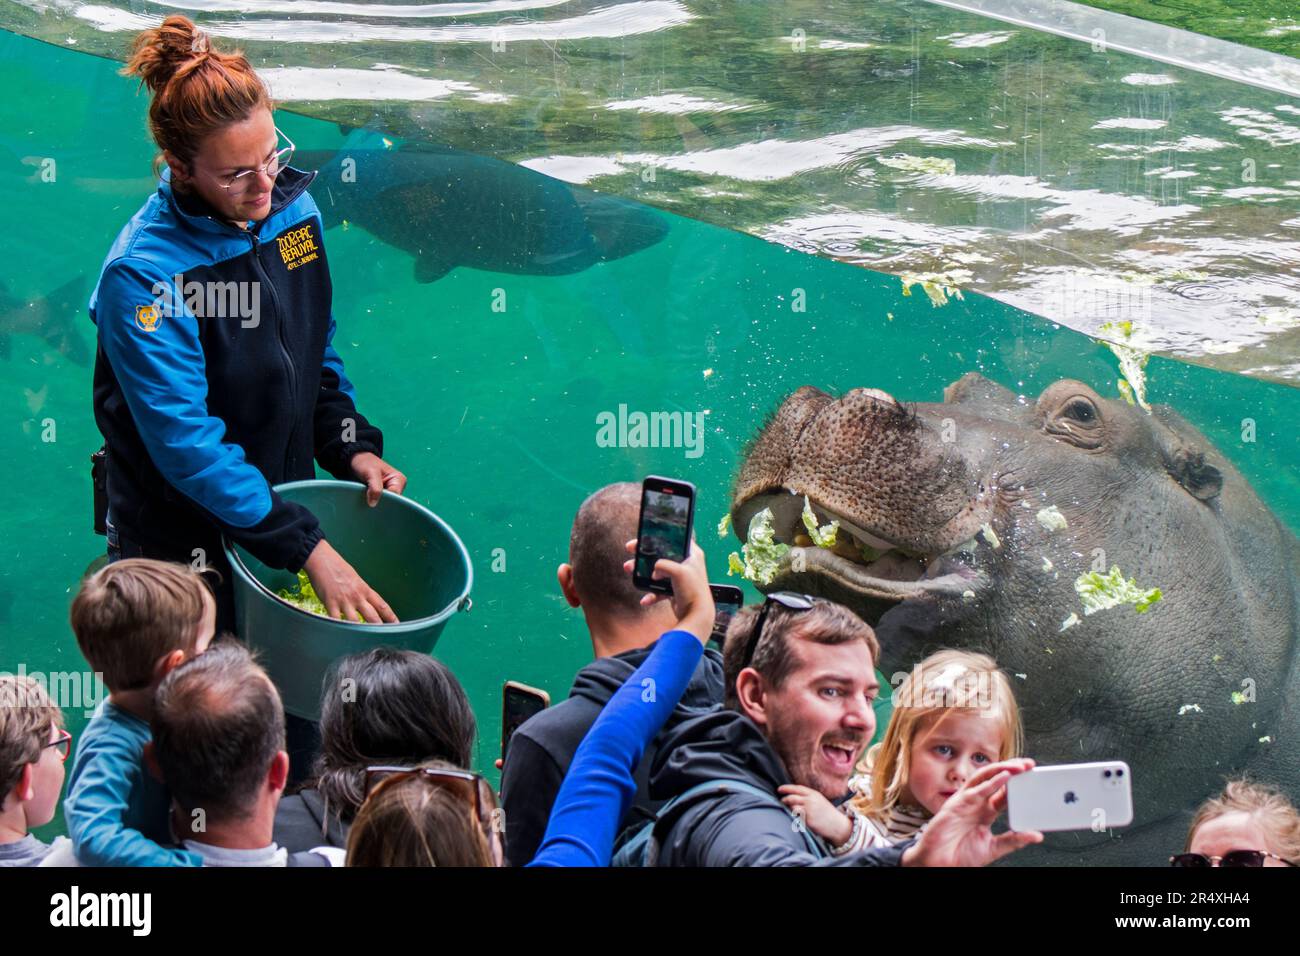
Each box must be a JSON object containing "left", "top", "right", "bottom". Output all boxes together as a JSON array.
[
  {"left": 727, "top": 508, "right": 790, "bottom": 586},
  {"left": 1074, "top": 566, "right": 1162, "bottom": 616},
  {"left": 899, "top": 268, "right": 971, "bottom": 307},
  {"left": 801, "top": 496, "right": 839, "bottom": 548},
  {"left": 1098, "top": 320, "right": 1151, "bottom": 412},
  {"left": 877, "top": 154, "right": 956, "bottom": 176},
  {"left": 276, "top": 570, "right": 328, "bottom": 617}
]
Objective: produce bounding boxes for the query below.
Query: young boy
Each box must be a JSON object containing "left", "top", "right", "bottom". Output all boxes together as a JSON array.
[
  {"left": 62, "top": 559, "right": 216, "bottom": 866},
  {"left": 0, "top": 677, "right": 68, "bottom": 866}
]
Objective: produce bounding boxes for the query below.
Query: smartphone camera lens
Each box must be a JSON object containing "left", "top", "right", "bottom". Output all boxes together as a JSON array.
[
  {"left": 1104, "top": 770, "right": 1112, "bottom": 778},
  {"left": 1116, "top": 769, "right": 1124, "bottom": 777}
]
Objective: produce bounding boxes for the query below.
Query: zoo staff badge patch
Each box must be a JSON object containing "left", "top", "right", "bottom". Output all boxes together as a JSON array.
[
  {"left": 277, "top": 224, "right": 320, "bottom": 271},
  {"left": 135, "top": 304, "right": 161, "bottom": 333}
]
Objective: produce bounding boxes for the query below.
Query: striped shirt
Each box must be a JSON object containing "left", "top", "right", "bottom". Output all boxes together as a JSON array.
[{"left": 831, "top": 803, "right": 931, "bottom": 855}]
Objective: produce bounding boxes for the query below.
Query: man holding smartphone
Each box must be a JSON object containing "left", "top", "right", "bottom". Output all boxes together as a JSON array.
[
  {"left": 498, "top": 483, "right": 724, "bottom": 866},
  {"left": 645, "top": 596, "right": 1043, "bottom": 867}
]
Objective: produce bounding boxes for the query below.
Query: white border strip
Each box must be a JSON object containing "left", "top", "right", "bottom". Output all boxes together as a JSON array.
[
  {"left": 146, "top": 0, "right": 573, "bottom": 19},
  {"left": 920, "top": 0, "right": 1300, "bottom": 99}
]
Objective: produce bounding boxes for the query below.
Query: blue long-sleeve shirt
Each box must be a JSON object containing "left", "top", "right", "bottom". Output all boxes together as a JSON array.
[
  {"left": 64, "top": 701, "right": 201, "bottom": 867},
  {"left": 529, "top": 629, "right": 704, "bottom": 867}
]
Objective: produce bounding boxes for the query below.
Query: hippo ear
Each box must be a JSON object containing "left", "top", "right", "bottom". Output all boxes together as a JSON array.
[{"left": 1169, "top": 448, "right": 1223, "bottom": 501}]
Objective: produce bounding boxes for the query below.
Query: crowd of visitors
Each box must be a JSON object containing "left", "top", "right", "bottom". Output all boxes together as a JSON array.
[{"left": 4, "top": 481, "right": 1296, "bottom": 869}]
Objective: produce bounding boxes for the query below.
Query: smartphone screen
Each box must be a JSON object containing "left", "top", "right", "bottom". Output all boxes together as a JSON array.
[
  {"left": 633, "top": 477, "right": 696, "bottom": 594},
  {"left": 501, "top": 682, "right": 550, "bottom": 763},
  {"left": 709, "top": 584, "right": 744, "bottom": 647}
]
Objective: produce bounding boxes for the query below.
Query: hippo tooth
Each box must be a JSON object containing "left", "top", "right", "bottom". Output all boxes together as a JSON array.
[
  {"left": 944, "top": 537, "right": 979, "bottom": 556},
  {"left": 823, "top": 513, "right": 898, "bottom": 553}
]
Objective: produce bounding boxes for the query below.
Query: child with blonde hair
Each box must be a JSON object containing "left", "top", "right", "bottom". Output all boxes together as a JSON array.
[
  {"left": 781, "top": 648, "right": 1023, "bottom": 853},
  {"left": 58, "top": 558, "right": 217, "bottom": 866}
]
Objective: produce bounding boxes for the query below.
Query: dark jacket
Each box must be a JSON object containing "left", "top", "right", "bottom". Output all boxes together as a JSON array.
[
  {"left": 90, "top": 165, "right": 382, "bottom": 571},
  {"left": 648, "top": 708, "right": 911, "bottom": 867},
  {"left": 272, "top": 787, "right": 350, "bottom": 853},
  {"left": 499, "top": 641, "right": 724, "bottom": 866}
]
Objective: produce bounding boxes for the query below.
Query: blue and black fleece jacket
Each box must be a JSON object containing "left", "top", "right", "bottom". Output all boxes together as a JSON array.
[{"left": 90, "top": 164, "right": 382, "bottom": 571}]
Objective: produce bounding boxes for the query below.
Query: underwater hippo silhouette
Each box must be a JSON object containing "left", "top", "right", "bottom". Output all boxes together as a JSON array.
[
  {"left": 0, "top": 276, "right": 89, "bottom": 366},
  {"left": 296, "top": 138, "right": 669, "bottom": 284},
  {"left": 729, "top": 373, "right": 1299, "bottom": 865}
]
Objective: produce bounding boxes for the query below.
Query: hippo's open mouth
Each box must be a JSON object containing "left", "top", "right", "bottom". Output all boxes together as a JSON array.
[{"left": 735, "top": 489, "right": 987, "bottom": 622}]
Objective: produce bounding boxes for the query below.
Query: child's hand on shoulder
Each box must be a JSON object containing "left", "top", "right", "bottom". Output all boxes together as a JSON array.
[{"left": 779, "top": 784, "right": 853, "bottom": 847}]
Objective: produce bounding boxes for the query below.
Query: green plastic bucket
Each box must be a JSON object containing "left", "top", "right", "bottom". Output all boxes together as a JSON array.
[{"left": 223, "top": 480, "right": 473, "bottom": 719}]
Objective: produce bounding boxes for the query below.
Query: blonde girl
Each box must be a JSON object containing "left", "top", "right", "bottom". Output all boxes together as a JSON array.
[{"left": 782, "top": 649, "right": 1023, "bottom": 853}]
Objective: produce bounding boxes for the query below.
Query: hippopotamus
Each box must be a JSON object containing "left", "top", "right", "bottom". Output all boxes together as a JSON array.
[
  {"left": 729, "top": 373, "right": 1299, "bottom": 865},
  {"left": 297, "top": 136, "right": 668, "bottom": 284}
]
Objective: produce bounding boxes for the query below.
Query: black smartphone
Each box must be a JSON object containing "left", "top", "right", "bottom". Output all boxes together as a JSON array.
[
  {"left": 709, "top": 584, "right": 744, "bottom": 648},
  {"left": 501, "top": 681, "right": 550, "bottom": 763},
  {"left": 632, "top": 476, "right": 696, "bottom": 595}
]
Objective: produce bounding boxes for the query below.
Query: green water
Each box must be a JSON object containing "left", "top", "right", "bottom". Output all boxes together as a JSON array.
[
  {"left": 4, "top": 1, "right": 1300, "bottom": 382},
  {"left": 1, "top": 27, "right": 1297, "bottom": 850}
]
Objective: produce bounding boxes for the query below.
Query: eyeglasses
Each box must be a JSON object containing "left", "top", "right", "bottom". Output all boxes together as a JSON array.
[
  {"left": 207, "top": 126, "right": 295, "bottom": 194},
  {"left": 363, "top": 765, "right": 497, "bottom": 831},
  {"left": 1169, "top": 850, "right": 1296, "bottom": 868},
  {"left": 741, "top": 592, "right": 819, "bottom": 669},
  {"left": 43, "top": 728, "right": 72, "bottom": 763}
]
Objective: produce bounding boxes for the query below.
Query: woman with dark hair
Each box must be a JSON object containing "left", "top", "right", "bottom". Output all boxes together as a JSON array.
[
  {"left": 344, "top": 541, "right": 715, "bottom": 867},
  {"left": 273, "top": 647, "right": 476, "bottom": 852}
]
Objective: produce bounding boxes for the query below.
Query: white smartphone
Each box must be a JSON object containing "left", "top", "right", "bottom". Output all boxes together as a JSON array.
[{"left": 1005, "top": 761, "right": 1134, "bottom": 833}]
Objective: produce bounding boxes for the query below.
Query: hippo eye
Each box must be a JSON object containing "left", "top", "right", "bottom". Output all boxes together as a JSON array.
[
  {"left": 1041, "top": 390, "right": 1104, "bottom": 449},
  {"left": 1063, "top": 399, "right": 1097, "bottom": 423}
]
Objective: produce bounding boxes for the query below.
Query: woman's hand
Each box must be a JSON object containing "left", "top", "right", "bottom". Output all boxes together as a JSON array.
[
  {"left": 778, "top": 784, "right": 855, "bottom": 847},
  {"left": 303, "top": 539, "right": 399, "bottom": 624},
  {"left": 350, "top": 452, "right": 407, "bottom": 507},
  {"left": 622, "top": 538, "right": 714, "bottom": 645}
]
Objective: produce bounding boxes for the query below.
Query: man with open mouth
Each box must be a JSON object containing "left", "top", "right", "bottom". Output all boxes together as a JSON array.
[{"left": 642, "top": 593, "right": 1041, "bottom": 867}]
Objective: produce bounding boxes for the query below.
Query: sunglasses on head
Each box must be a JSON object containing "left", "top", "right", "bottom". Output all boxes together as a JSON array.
[
  {"left": 363, "top": 765, "right": 497, "bottom": 831},
  {"left": 1169, "top": 850, "right": 1296, "bottom": 868},
  {"left": 740, "top": 592, "right": 820, "bottom": 669}
]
